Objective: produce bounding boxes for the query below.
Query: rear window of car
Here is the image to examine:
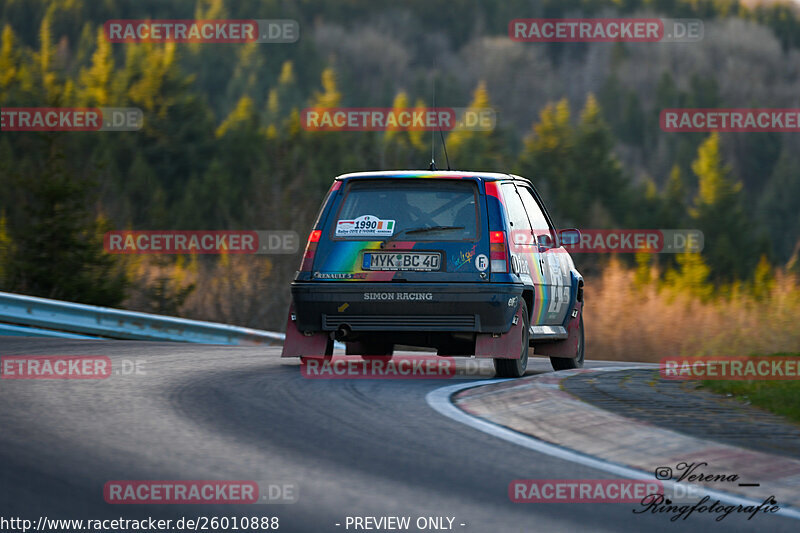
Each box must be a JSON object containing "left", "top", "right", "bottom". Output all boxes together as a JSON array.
[{"left": 332, "top": 179, "right": 479, "bottom": 241}]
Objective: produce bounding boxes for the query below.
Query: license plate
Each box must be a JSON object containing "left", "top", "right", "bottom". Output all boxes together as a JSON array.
[{"left": 363, "top": 252, "right": 441, "bottom": 271}]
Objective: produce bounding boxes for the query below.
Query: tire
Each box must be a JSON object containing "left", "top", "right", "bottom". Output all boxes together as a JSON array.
[
  {"left": 494, "top": 300, "right": 530, "bottom": 378},
  {"left": 550, "top": 315, "right": 585, "bottom": 371}
]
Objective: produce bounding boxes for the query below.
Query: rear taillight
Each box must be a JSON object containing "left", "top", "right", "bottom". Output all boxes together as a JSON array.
[
  {"left": 490, "top": 231, "right": 508, "bottom": 273},
  {"left": 299, "top": 230, "right": 322, "bottom": 271}
]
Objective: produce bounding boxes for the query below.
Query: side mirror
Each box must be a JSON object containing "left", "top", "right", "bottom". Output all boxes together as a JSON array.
[
  {"left": 558, "top": 228, "right": 580, "bottom": 247},
  {"left": 537, "top": 233, "right": 554, "bottom": 251}
]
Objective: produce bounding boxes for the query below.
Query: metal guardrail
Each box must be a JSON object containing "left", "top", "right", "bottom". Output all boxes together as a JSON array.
[
  {"left": 0, "top": 322, "right": 102, "bottom": 340},
  {"left": 0, "top": 291, "right": 285, "bottom": 345}
]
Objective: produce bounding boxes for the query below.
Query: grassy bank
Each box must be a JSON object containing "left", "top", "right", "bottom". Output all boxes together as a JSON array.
[{"left": 701, "top": 354, "right": 800, "bottom": 424}]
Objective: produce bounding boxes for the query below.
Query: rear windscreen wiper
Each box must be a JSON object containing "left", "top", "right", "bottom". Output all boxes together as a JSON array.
[{"left": 382, "top": 225, "right": 464, "bottom": 246}]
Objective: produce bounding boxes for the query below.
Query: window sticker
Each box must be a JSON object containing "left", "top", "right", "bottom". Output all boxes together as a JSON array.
[{"left": 335, "top": 215, "right": 395, "bottom": 237}]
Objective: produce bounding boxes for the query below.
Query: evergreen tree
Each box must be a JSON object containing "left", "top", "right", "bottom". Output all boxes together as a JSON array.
[
  {"left": 664, "top": 251, "right": 714, "bottom": 301},
  {"left": 382, "top": 90, "right": 425, "bottom": 168},
  {"left": 0, "top": 25, "right": 21, "bottom": 102},
  {"left": 37, "top": 13, "right": 59, "bottom": 102},
  {"left": 516, "top": 98, "right": 575, "bottom": 222},
  {"left": 78, "top": 27, "right": 114, "bottom": 106},
  {"left": 660, "top": 165, "right": 687, "bottom": 228},
  {"left": 758, "top": 147, "right": 800, "bottom": 264},
  {"left": 5, "top": 137, "right": 126, "bottom": 305},
  {"left": 311, "top": 67, "right": 342, "bottom": 108},
  {"left": 690, "top": 133, "right": 755, "bottom": 281},
  {"left": 0, "top": 214, "right": 12, "bottom": 289},
  {"left": 517, "top": 95, "right": 630, "bottom": 228},
  {"left": 265, "top": 61, "right": 301, "bottom": 126},
  {"left": 574, "top": 93, "right": 631, "bottom": 226},
  {"left": 446, "top": 81, "right": 506, "bottom": 171}
]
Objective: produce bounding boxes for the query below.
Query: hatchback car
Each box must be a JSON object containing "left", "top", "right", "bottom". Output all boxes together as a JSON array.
[{"left": 282, "top": 171, "right": 584, "bottom": 377}]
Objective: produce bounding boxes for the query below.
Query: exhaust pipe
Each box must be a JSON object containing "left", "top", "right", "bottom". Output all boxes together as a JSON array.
[{"left": 334, "top": 324, "right": 352, "bottom": 341}]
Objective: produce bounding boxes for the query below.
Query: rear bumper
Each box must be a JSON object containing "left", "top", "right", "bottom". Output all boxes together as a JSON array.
[{"left": 291, "top": 282, "right": 523, "bottom": 334}]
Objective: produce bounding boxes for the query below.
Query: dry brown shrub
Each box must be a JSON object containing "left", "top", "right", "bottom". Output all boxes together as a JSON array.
[{"left": 585, "top": 260, "right": 800, "bottom": 362}]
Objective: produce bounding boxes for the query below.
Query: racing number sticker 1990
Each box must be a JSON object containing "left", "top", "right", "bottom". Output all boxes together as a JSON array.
[{"left": 336, "top": 215, "right": 395, "bottom": 237}]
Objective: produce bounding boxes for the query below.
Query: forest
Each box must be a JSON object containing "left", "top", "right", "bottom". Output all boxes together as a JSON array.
[{"left": 1, "top": 0, "right": 799, "bottom": 359}]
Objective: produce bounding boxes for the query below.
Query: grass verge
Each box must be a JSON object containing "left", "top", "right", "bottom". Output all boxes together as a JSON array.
[{"left": 701, "top": 353, "right": 800, "bottom": 424}]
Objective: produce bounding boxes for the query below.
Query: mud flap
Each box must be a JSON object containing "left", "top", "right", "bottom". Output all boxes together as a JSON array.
[
  {"left": 534, "top": 301, "right": 583, "bottom": 358},
  {"left": 474, "top": 304, "right": 524, "bottom": 359},
  {"left": 281, "top": 306, "right": 331, "bottom": 358}
]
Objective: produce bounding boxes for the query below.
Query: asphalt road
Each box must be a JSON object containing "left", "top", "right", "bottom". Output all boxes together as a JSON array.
[{"left": 0, "top": 338, "right": 795, "bottom": 532}]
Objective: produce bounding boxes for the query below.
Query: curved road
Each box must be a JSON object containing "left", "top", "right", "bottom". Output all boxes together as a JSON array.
[{"left": 0, "top": 338, "right": 795, "bottom": 532}]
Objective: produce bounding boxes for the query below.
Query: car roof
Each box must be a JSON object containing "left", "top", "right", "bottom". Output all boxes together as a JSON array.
[{"left": 334, "top": 170, "right": 528, "bottom": 183}]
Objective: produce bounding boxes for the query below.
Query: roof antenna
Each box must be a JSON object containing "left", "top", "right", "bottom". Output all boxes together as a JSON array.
[
  {"left": 429, "top": 76, "right": 437, "bottom": 171},
  {"left": 428, "top": 68, "right": 452, "bottom": 171},
  {"left": 439, "top": 126, "right": 451, "bottom": 171}
]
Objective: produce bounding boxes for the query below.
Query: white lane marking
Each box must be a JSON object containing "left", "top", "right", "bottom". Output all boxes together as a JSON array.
[{"left": 426, "top": 379, "right": 800, "bottom": 521}]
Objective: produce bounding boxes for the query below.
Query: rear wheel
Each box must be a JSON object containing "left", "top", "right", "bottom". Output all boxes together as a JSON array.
[
  {"left": 494, "top": 300, "right": 530, "bottom": 378},
  {"left": 550, "top": 315, "right": 585, "bottom": 371}
]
